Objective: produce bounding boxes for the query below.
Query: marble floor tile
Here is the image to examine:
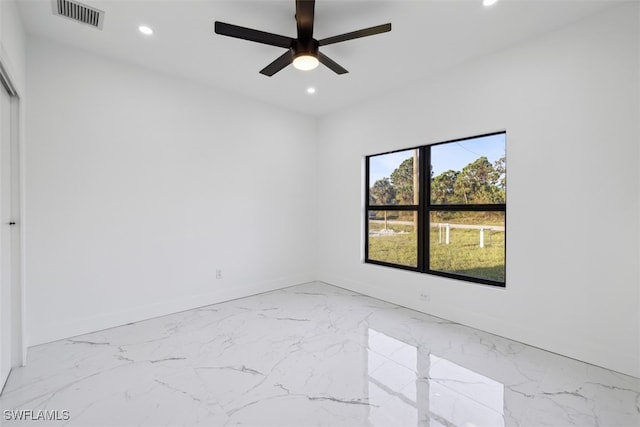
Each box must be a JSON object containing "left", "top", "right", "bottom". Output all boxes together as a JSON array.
[{"left": 1, "top": 282, "right": 638, "bottom": 426}]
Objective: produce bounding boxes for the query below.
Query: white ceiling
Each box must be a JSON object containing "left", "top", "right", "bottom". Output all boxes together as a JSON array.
[{"left": 17, "top": 0, "right": 623, "bottom": 116}]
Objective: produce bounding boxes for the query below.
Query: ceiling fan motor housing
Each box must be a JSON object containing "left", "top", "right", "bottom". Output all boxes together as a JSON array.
[{"left": 292, "top": 38, "right": 319, "bottom": 59}]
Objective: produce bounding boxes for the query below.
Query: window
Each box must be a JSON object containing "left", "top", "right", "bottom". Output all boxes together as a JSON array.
[
  {"left": 367, "top": 149, "right": 419, "bottom": 268},
  {"left": 365, "top": 132, "right": 506, "bottom": 286}
]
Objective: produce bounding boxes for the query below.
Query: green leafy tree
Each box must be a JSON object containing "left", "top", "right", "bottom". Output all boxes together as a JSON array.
[
  {"left": 370, "top": 178, "right": 395, "bottom": 230},
  {"left": 454, "top": 156, "right": 496, "bottom": 204},
  {"left": 431, "top": 170, "right": 459, "bottom": 204},
  {"left": 390, "top": 157, "right": 414, "bottom": 205},
  {"left": 492, "top": 155, "right": 506, "bottom": 203},
  {"left": 370, "top": 178, "right": 396, "bottom": 205}
]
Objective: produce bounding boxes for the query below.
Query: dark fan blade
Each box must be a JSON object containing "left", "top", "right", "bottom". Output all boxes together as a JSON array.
[
  {"left": 215, "top": 21, "right": 293, "bottom": 48},
  {"left": 295, "top": 0, "right": 315, "bottom": 40},
  {"left": 319, "top": 23, "right": 391, "bottom": 46},
  {"left": 260, "top": 50, "right": 294, "bottom": 76},
  {"left": 318, "top": 52, "right": 348, "bottom": 75}
]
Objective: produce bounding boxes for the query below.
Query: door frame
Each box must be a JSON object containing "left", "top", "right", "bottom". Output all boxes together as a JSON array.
[{"left": 0, "top": 57, "right": 25, "bottom": 394}]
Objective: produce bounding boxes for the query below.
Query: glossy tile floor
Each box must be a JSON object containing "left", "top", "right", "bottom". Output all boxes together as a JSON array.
[{"left": 1, "top": 282, "right": 639, "bottom": 426}]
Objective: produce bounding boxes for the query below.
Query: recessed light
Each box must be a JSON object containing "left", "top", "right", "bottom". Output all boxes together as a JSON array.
[
  {"left": 138, "top": 25, "right": 153, "bottom": 35},
  {"left": 482, "top": 0, "right": 498, "bottom": 6},
  {"left": 306, "top": 87, "right": 316, "bottom": 94}
]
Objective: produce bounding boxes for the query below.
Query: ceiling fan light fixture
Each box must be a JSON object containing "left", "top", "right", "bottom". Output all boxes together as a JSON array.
[{"left": 293, "top": 54, "right": 319, "bottom": 71}]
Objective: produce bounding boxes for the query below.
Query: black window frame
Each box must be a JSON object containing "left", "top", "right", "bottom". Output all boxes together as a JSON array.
[{"left": 365, "top": 131, "right": 506, "bottom": 287}]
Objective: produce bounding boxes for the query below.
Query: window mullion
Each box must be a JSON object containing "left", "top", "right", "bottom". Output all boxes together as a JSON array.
[{"left": 419, "top": 146, "right": 428, "bottom": 272}]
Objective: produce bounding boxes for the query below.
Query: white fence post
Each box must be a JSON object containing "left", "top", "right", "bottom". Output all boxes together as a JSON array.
[
  {"left": 479, "top": 227, "right": 484, "bottom": 248},
  {"left": 445, "top": 224, "right": 450, "bottom": 245}
]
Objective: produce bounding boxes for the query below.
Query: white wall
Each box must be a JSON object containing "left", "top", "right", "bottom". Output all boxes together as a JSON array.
[
  {"left": 0, "top": 0, "right": 26, "bottom": 92},
  {"left": 317, "top": 4, "right": 639, "bottom": 377},
  {"left": 26, "top": 37, "right": 317, "bottom": 346}
]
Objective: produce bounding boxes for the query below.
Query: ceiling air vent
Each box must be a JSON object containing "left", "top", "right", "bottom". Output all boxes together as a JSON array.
[{"left": 52, "top": 0, "right": 104, "bottom": 30}]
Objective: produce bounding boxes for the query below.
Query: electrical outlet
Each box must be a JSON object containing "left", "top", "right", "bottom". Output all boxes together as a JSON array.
[
  {"left": 216, "top": 269, "right": 222, "bottom": 279},
  {"left": 419, "top": 293, "right": 430, "bottom": 302}
]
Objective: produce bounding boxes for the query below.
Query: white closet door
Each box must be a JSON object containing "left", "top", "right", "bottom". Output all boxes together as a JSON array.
[{"left": 0, "top": 84, "right": 12, "bottom": 391}]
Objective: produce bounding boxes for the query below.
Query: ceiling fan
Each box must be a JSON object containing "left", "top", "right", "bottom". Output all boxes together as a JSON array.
[{"left": 214, "top": 0, "right": 391, "bottom": 76}]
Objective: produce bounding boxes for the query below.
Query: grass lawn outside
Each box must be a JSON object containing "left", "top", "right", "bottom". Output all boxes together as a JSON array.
[{"left": 368, "top": 221, "right": 505, "bottom": 282}]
